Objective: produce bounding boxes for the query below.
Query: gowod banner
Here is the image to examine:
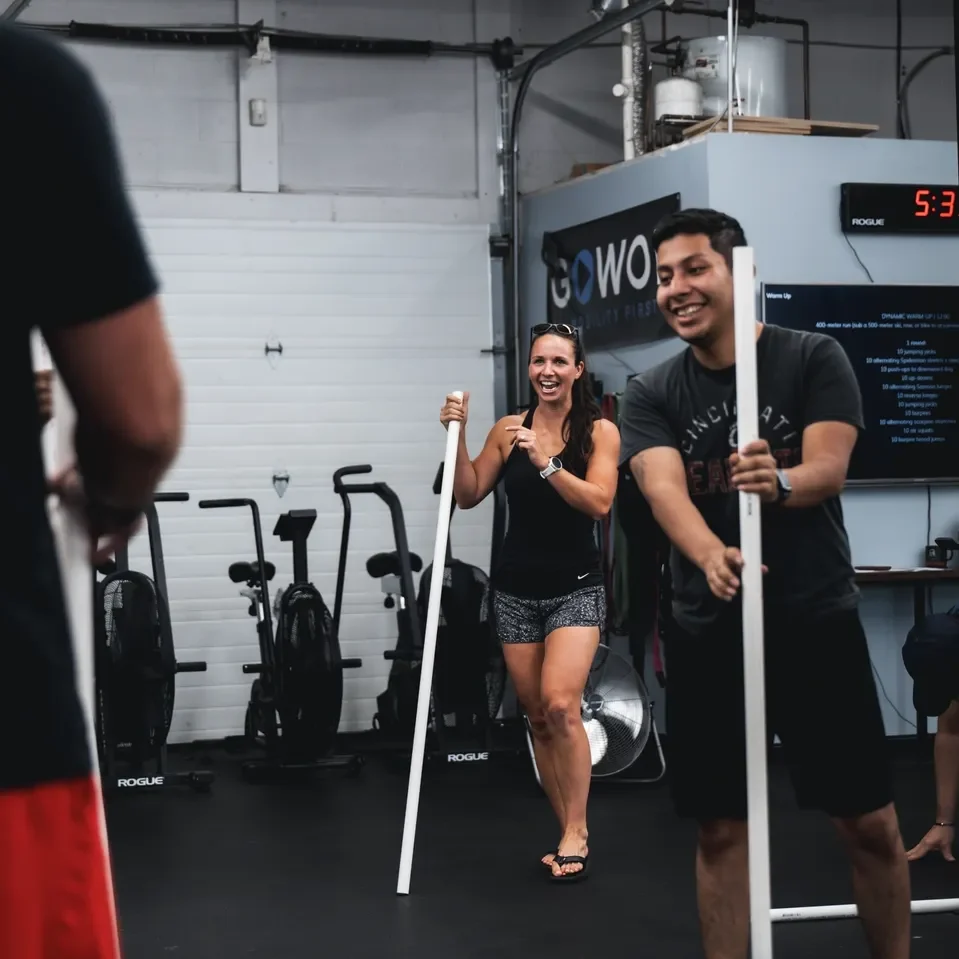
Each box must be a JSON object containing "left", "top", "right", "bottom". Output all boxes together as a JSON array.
[{"left": 542, "top": 192, "right": 681, "bottom": 351}]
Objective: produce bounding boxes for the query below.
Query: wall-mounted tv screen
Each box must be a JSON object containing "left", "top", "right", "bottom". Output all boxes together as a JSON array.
[{"left": 761, "top": 283, "right": 959, "bottom": 486}]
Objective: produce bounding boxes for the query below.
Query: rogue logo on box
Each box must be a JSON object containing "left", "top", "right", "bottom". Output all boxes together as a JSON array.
[
  {"left": 852, "top": 218, "right": 885, "bottom": 227},
  {"left": 117, "top": 776, "right": 164, "bottom": 787},
  {"left": 446, "top": 752, "right": 489, "bottom": 763}
]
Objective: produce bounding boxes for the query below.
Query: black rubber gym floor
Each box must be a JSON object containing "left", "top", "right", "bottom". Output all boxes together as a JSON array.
[{"left": 107, "top": 741, "right": 958, "bottom": 958}]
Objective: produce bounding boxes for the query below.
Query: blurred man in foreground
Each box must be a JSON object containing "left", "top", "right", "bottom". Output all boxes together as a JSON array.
[{"left": 1, "top": 21, "right": 183, "bottom": 959}]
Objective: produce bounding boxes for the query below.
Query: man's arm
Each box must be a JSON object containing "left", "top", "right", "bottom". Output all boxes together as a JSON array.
[
  {"left": 731, "top": 337, "right": 863, "bottom": 508},
  {"left": 48, "top": 300, "right": 183, "bottom": 512},
  {"left": 784, "top": 336, "right": 863, "bottom": 508},
  {"left": 23, "top": 34, "right": 182, "bottom": 511},
  {"left": 780, "top": 421, "right": 859, "bottom": 509},
  {"left": 908, "top": 699, "right": 959, "bottom": 861},
  {"left": 542, "top": 418, "right": 620, "bottom": 520},
  {"left": 934, "top": 701, "right": 959, "bottom": 827},
  {"left": 630, "top": 447, "right": 724, "bottom": 570},
  {"left": 619, "top": 377, "right": 722, "bottom": 566},
  {"left": 619, "top": 376, "right": 747, "bottom": 600}
]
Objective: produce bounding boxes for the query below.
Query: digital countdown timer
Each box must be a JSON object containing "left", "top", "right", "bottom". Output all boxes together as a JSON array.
[{"left": 840, "top": 182, "right": 959, "bottom": 234}]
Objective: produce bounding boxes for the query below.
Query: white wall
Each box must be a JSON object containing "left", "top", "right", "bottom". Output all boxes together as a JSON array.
[
  {"left": 22, "top": 0, "right": 509, "bottom": 222},
  {"left": 118, "top": 205, "right": 495, "bottom": 741},
  {"left": 25, "top": 1, "right": 240, "bottom": 190}
]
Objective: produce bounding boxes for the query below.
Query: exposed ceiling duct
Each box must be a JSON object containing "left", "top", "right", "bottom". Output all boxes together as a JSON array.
[
  {"left": 596, "top": 1, "right": 651, "bottom": 160},
  {"left": 1, "top": 0, "right": 34, "bottom": 21},
  {"left": 589, "top": 0, "right": 621, "bottom": 19}
]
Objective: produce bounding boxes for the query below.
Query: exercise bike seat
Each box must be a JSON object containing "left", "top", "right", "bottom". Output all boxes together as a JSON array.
[
  {"left": 366, "top": 551, "right": 422, "bottom": 579},
  {"left": 228, "top": 560, "right": 276, "bottom": 584}
]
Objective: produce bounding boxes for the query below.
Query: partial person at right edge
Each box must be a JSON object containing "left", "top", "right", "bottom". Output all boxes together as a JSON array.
[
  {"left": 907, "top": 700, "right": 959, "bottom": 863},
  {"left": 903, "top": 609, "right": 959, "bottom": 863},
  {"left": 2, "top": 21, "right": 182, "bottom": 959},
  {"left": 618, "top": 208, "right": 911, "bottom": 959}
]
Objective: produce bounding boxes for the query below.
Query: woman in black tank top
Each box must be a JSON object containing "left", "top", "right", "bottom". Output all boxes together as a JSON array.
[{"left": 439, "top": 323, "right": 620, "bottom": 882}]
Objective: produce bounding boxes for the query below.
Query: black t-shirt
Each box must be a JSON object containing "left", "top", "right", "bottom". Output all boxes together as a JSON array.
[
  {"left": 619, "top": 324, "right": 864, "bottom": 635},
  {"left": 1, "top": 25, "right": 158, "bottom": 790}
]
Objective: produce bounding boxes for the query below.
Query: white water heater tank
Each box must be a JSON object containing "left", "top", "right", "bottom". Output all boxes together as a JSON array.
[
  {"left": 654, "top": 77, "right": 704, "bottom": 121},
  {"left": 681, "top": 35, "right": 789, "bottom": 119}
]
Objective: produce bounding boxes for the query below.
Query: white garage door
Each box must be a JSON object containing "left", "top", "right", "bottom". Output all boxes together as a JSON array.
[{"left": 124, "top": 218, "right": 496, "bottom": 743}]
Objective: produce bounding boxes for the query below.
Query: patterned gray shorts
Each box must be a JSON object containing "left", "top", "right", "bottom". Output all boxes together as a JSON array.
[{"left": 493, "top": 586, "right": 606, "bottom": 645}]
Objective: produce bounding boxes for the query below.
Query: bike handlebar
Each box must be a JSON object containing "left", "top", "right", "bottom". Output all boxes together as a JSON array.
[
  {"left": 333, "top": 465, "right": 372, "bottom": 490},
  {"left": 176, "top": 661, "right": 207, "bottom": 673},
  {"left": 155, "top": 492, "right": 190, "bottom": 503},
  {"left": 197, "top": 497, "right": 273, "bottom": 667}
]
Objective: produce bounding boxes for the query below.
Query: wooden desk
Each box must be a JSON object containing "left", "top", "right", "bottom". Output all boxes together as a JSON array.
[{"left": 854, "top": 567, "right": 959, "bottom": 740}]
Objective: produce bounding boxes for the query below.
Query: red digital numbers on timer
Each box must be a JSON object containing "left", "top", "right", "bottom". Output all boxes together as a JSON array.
[
  {"left": 915, "top": 188, "right": 956, "bottom": 218},
  {"left": 941, "top": 190, "right": 956, "bottom": 218}
]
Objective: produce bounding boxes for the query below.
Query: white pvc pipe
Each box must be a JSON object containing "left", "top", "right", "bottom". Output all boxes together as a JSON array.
[
  {"left": 396, "top": 390, "right": 464, "bottom": 896},
  {"left": 772, "top": 899, "right": 959, "bottom": 922},
  {"left": 727, "top": 1, "right": 734, "bottom": 132},
  {"left": 732, "top": 246, "right": 773, "bottom": 959},
  {"left": 33, "top": 333, "right": 122, "bottom": 956}
]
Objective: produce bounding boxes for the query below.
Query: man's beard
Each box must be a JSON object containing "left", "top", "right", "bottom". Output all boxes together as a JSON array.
[{"left": 679, "top": 323, "right": 716, "bottom": 347}]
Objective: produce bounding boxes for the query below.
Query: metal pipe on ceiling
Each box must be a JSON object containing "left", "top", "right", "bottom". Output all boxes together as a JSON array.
[
  {"left": 18, "top": 20, "right": 521, "bottom": 62},
  {"left": 1, "top": 0, "right": 34, "bottom": 21},
  {"left": 504, "top": 0, "right": 674, "bottom": 410}
]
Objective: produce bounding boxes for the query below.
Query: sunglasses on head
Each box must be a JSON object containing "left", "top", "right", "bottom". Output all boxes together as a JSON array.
[{"left": 530, "top": 322, "right": 578, "bottom": 341}]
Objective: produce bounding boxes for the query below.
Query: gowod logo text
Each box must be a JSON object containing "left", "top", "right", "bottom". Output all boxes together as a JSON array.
[
  {"left": 542, "top": 194, "right": 680, "bottom": 350},
  {"left": 549, "top": 234, "right": 653, "bottom": 310}
]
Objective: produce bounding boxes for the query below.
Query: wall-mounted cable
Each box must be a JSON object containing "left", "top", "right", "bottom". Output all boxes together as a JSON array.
[{"left": 844, "top": 235, "right": 875, "bottom": 283}]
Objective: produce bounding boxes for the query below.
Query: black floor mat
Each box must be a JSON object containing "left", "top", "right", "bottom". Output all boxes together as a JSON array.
[{"left": 106, "top": 744, "right": 959, "bottom": 958}]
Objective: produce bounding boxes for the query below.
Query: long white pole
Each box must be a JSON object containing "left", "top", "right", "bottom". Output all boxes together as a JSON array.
[
  {"left": 33, "top": 333, "right": 122, "bottom": 957},
  {"left": 396, "top": 390, "right": 464, "bottom": 896},
  {"left": 727, "top": 1, "right": 735, "bottom": 132},
  {"left": 732, "top": 247, "right": 773, "bottom": 959},
  {"left": 772, "top": 898, "right": 959, "bottom": 922}
]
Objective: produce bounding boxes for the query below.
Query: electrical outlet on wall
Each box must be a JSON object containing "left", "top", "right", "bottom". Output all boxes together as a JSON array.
[{"left": 249, "top": 98, "right": 268, "bottom": 127}]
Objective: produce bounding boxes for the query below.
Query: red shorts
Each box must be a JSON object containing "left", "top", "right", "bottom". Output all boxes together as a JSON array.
[{"left": 0, "top": 776, "right": 120, "bottom": 959}]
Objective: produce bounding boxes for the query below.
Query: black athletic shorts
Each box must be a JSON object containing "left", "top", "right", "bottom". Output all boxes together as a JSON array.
[
  {"left": 493, "top": 585, "right": 606, "bottom": 644},
  {"left": 665, "top": 605, "right": 893, "bottom": 822}
]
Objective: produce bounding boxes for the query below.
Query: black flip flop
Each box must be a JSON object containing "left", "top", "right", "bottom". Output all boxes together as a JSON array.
[{"left": 550, "top": 853, "right": 590, "bottom": 883}]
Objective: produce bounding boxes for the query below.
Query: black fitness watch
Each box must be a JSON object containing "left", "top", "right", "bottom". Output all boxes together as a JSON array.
[{"left": 775, "top": 469, "right": 792, "bottom": 504}]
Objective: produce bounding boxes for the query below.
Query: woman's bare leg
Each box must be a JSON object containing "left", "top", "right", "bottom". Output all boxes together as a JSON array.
[
  {"left": 541, "top": 625, "right": 600, "bottom": 877},
  {"left": 501, "top": 642, "right": 566, "bottom": 861}
]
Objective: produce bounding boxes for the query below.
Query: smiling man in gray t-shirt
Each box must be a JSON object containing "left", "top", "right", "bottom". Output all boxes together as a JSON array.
[{"left": 618, "top": 207, "right": 911, "bottom": 959}]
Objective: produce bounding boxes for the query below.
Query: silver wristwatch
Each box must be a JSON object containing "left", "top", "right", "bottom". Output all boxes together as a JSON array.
[
  {"left": 540, "top": 456, "right": 563, "bottom": 479},
  {"left": 775, "top": 468, "right": 792, "bottom": 503}
]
